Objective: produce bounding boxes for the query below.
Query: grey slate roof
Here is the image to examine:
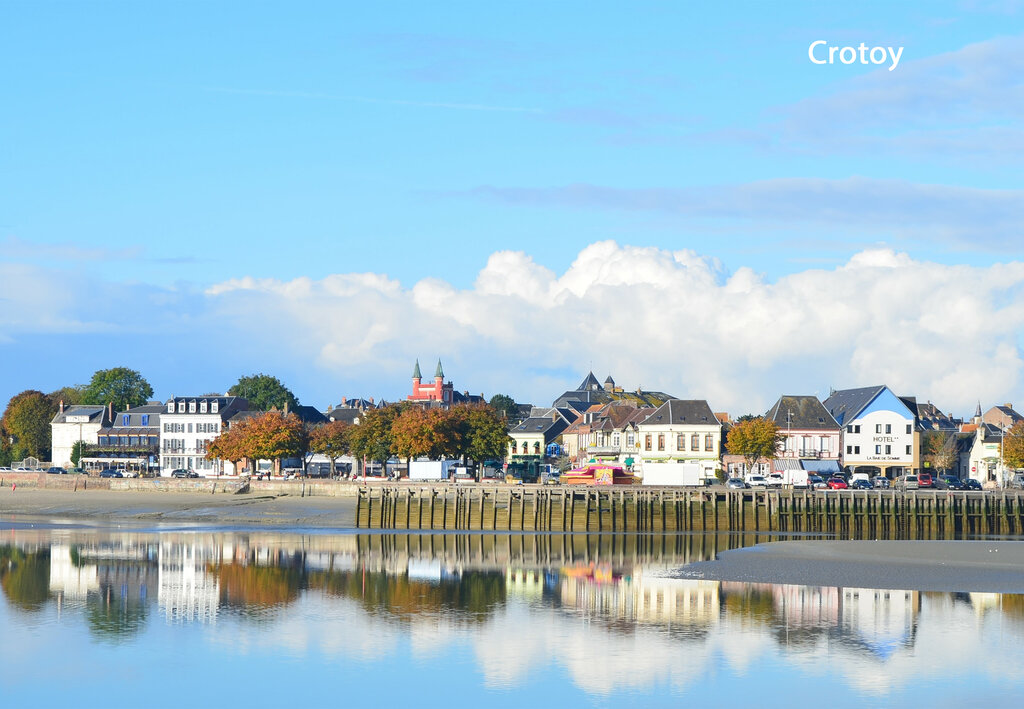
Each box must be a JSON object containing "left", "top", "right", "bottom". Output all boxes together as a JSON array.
[
  {"left": 766, "top": 395, "right": 839, "bottom": 430},
  {"left": 51, "top": 405, "right": 108, "bottom": 425},
  {"left": 823, "top": 386, "right": 885, "bottom": 427},
  {"left": 578, "top": 371, "right": 602, "bottom": 391},
  {"left": 110, "top": 404, "right": 164, "bottom": 429},
  {"left": 510, "top": 416, "right": 569, "bottom": 442},
  {"left": 639, "top": 399, "right": 718, "bottom": 426}
]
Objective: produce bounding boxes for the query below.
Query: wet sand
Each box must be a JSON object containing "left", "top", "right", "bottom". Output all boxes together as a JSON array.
[
  {"left": 676, "top": 539, "right": 1024, "bottom": 593},
  {"left": 0, "top": 488, "right": 357, "bottom": 530}
]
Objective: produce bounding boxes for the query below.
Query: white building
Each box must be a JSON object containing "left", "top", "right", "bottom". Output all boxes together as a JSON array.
[
  {"left": 159, "top": 396, "right": 248, "bottom": 475},
  {"left": 635, "top": 399, "right": 722, "bottom": 481},
  {"left": 824, "top": 385, "right": 921, "bottom": 479},
  {"left": 50, "top": 403, "right": 109, "bottom": 468}
]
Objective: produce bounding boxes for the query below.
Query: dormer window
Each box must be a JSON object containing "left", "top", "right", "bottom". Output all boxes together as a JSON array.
[
  {"left": 188, "top": 400, "right": 196, "bottom": 413},
  {"left": 168, "top": 401, "right": 175, "bottom": 413},
  {"left": 211, "top": 400, "right": 219, "bottom": 414},
  {"left": 200, "top": 401, "right": 208, "bottom": 413},
  {"left": 178, "top": 402, "right": 185, "bottom": 413},
  {"left": 122, "top": 414, "right": 130, "bottom": 426}
]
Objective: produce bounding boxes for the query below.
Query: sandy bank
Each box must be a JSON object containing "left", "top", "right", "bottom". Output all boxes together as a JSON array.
[
  {"left": 676, "top": 539, "right": 1024, "bottom": 592},
  {"left": 0, "top": 488, "right": 357, "bottom": 530}
]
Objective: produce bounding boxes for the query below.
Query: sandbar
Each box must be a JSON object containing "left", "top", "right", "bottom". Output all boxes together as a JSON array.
[
  {"left": 0, "top": 488, "right": 357, "bottom": 531},
  {"left": 676, "top": 539, "right": 1024, "bottom": 593}
]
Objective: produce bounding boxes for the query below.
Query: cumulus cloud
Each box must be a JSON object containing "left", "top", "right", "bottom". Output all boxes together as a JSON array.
[{"left": 207, "top": 241, "right": 1024, "bottom": 416}]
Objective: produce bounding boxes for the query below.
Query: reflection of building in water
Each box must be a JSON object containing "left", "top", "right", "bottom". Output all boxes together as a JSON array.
[
  {"left": 506, "top": 569, "right": 545, "bottom": 601},
  {"left": 48, "top": 544, "right": 99, "bottom": 600},
  {"left": 773, "top": 583, "right": 840, "bottom": 627},
  {"left": 557, "top": 564, "right": 719, "bottom": 627},
  {"left": 839, "top": 588, "right": 919, "bottom": 659},
  {"left": 158, "top": 542, "right": 220, "bottom": 624}
]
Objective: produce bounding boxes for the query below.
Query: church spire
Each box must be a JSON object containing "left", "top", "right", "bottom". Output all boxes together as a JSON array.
[
  {"left": 435, "top": 359, "right": 444, "bottom": 379},
  {"left": 413, "top": 360, "right": 422, "bottom": 379}
]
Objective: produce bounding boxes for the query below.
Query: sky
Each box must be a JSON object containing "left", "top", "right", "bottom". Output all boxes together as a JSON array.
[{"left": 2, "top": 0, "right": 1024, "bottom": 417}]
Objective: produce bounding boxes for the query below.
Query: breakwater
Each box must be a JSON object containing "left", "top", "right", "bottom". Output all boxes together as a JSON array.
[{"left": 357, "top": 485, "right": 1024, "bottom": 538}]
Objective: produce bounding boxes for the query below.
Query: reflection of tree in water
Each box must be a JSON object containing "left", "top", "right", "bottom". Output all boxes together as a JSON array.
[
  {"left": 85, "top": 587, "right": 149, "bottom": 643},
  {"left": 0, "top": 545, "right": 50, "bottom": 612},
  {"left": 212, "top": 562, "right": 305, "bottom": 612},
  {"left": 721, "top": 585, "right": 776, "bottom": 627},
  {"left": 309, "top": 569, "right": 507, "bottom": 623}
]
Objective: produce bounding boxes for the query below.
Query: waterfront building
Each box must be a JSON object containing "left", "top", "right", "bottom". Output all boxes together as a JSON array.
[
  {"left": 824, "top": 385, "right": 921, "bottom": 479},
  {"left": 159, "top": 395, "right": 249, "bottom": 475},
  {"left": 507, "top": 408, "right": 573, "bottom": 479},
  {"left": 636, "top": 399, "right": 722, "bottom": 481},
  {"left": 982, "top": 403, "right": 1023, "bottom": 431},
  {"left": 50, "top": 402, "right": 110, "bottom": 468},
  {"left": 552, "top": 371, "right": 674, "bottom": 413},
  {"left": 407, "top": 359, "right": 484, "bottom": 408},
  {"left": 83, "top": 402, "right": 164, "bottom": 474},
  {"left": 562, "top": 400, "right": 653, "bottom": 469}
]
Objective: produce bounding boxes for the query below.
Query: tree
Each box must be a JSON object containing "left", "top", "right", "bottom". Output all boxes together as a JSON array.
[
  {"left": 228, "top": 374, "right": 299, "bottom": 412},
  {"left": 726, "top": 417, "right": 783, "bottom": 475},
  {"left": 309, "top": 421, "right": 352, "bottom": 477},
  {"left": 207, "top": 412, "right": 306, "bottom": 475},
  {"left": 206, "top": 423, "right": 249, "bottom": 473},
  {"left": 459, "top": 404, "right": 509, "bottom": 467},
  {"left": 922, "top": 431, "right": 959, "bottom": 473},
  {"left": 48, "top": 385, "right": 86, "bottom": 407},
  {"left": 1003, "top": 421, "right": 1024, "bottom": 470},
  {"left": 348, "top": 405, "right": 403, "bottom": 474},
  {"left": 488, "top": 394, "right": 519, "bottom": 421},
  {"left": 71, "top": 440, "right": 87, "bottom": 468},
  {"left": 82, "top": 368, "right": 153, "bottom": 411},
  {"left": 1, "top": 390, "right": 57, "bottom": 460}
]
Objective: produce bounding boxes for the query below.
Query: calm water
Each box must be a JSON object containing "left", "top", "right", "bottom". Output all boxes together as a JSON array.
[{"left": 2, "top": 526, "right": 1023, "bottom": 708}]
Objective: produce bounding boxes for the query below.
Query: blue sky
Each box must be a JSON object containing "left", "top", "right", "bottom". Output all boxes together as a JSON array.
[{"left": 3, "top": 1, "right": 1024, "bottom": 415}]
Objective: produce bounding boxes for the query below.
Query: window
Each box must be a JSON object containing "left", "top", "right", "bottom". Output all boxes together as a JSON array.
[
  {"left": 187, "top": 423, "right": 193, "bottom": 433},
  {"left": 820, "top": 436, "right": 829, "bottom": 452},
  {"left": 177, "top": 402, "right": 185, "bottom": 413},
  {"left": 141, "top": 414, "right": 149, "bottom": 426},
  {"left": 846, "top": 445, "right": 852, "bottom": 454},
  {"left": 854, "top": 425, "right": 861, "bottom": 434},
  {"left": 875, "top": 424, "right": 882, "bottom": 434},
  {"left": 613, "top": 433, "right": 620, "bottom": 447},
  {"left": 200, "top": 401, "right": 208, "bottom": 413},
  {"left": 885, "top": 424, "right": 892, "bottom": 434},
  {"left": 657, "top": 434, "right": 665, "bottom": 451},
  {"left": 847, "top": 425, "right": 854, "bottom": 433},
  {"left": 533, "top": 442, "right": 540, "bottom": 455},
  {"left": 189, "top": 401, "right": 196, "bottom": 413},
  {"left": 626, "top": 433, "right": 634, "bottom": 447},
  {"left": 211, "top": 401, "right": 219, "bottom": 413},
  {"left": 691, "top": 434, "right": 699, "bottom": 451},
  {"left": 906, "top": 424, "right": 912, "bottom": 434},
  {"left": 164, "top": 423, "right": 170, "bottom": 433},
  {"left": 854, "top": 446, "right": 860, "bottom": 454},
  {"left": 906, "top": 445, "right": 912, "bottom": 455},
  {"left": 99, "top": 436, "right": 109, "bottom": 445},
  {"left": 122, "top": 414, "right": 129, "bottom": 426},
  {"left": 119, "top": 436, "right": 129, "bottom": 445},
  {"left": 885, "top": 445, "right": 891, "bottom": 454},
  {"left": 705, "top": 434, "right": 714, "bottom": 451},
  {"left": 645, "top": 434, "right": 652, "bottom": 451},
  {"left": 129, "top": 436, "right": 139, "bottom": 446},
  {"left": 676, "top": 433, "right": 685, "bottom": 450},
  {"left": 511, "top": 441, "right": 517, "bottom": 454},
  {"left": 875, "top": 445, "right": 882, "bottom": 454},
  {"left": 167, "top": 401, "right": 175, "bottom": 413}
]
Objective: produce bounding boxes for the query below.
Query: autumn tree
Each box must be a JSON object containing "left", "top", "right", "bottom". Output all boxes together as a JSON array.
[
  {"left": 1, "top": 390, "right": 57, "bottom": 460},
  {"left": 228, "top": 374, "right": 299, "bottom": 412},
  {"left": 82, "top": 368, "right": 153, "bottom": 411},
  {"left": 48, "top": 385, "right": 86, "bottom": 407},
  {"left": 206, "top": 412, "right": 306, "bottom": 475},
  {"left": 458, "top": 404, "right": 509, "bottom": 467},
  {"left": 726, "top": 417, "right": 783, "bottom": 475},
  {"left": 922, "top": 431, "right": 959, "bottom": 473},
  {"left": 206, "top": 422, "right": 249, "bottom": 473},
  {"left": 1003, "top": 421, "right": 1024, "bottom": 471},
  {"left": 309, "top": 421, "right": 352, "bottom": 477},
  {"left": 348, "top": 405, "right": 404, "bottom": 474}
]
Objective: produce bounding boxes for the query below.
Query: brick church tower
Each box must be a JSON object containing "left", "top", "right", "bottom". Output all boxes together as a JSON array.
[{"left": 408, "top": 359, "right": 455, "bottom": 406}]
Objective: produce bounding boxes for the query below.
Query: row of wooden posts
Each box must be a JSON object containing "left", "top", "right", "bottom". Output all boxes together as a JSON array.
[{"left": 357, "top": 484, "right": 1024, "bottom": 538}]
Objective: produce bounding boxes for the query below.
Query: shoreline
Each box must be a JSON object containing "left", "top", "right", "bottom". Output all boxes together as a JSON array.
[{"left": 0, "top": 488, "right": 358, "bottom": 530}]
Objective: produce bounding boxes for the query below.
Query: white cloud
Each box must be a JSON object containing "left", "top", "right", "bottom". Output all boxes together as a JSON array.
[{"left": 207, "top": 241, "right": 1024, "bottom": 416}]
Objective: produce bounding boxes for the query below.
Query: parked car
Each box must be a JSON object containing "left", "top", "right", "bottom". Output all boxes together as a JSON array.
[
  {"left": 170, "top": 469, "right": 199, "bottom": 479},
  {"left": 46, "top": 466, "right": 67, "bottom": 474},
  {"left": 826, "top": 476, "right": 848, "bottom": 490},
  {"left": 872, "top": 476, "right": 891, "bottom": 489},
  {"left": 766, "top": 473, "right": 785, "bottom": 488},
  {"left": 747, "top": 475, "right": 768, "bottom": 488},
  {"left": 807, "top": 475, "right": 827, "bottom": 490},
  {"left": 99, "top": 469, "right": 123, "bottom": 478},
  {"left": 937, "top": 475, "right": 965, "bottom": 490},
  {"left": 964, "top": 478, "right": 983, "bottom": 491},
  {"left": 850, "top": 479, "right": 873, "bottom": 490},
  {"left": 68, "top": 467, "right": 88, "bottom": 475},
  {"left": 895, "top": 474, "right": 919, "bottom": 490},
  {"left": 1009, "top": 474, "right": 1024, "bottom": 489},
  {"left": 726, "top": 477, "right": 748, "bottom": 489},
  {"left": 918, "top": 472, "right": 934, "bottom": 489}
]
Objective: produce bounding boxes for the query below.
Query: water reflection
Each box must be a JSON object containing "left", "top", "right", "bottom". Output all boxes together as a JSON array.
[{"left": 2, "top": 530, "right": 1023, "bottom": 699}]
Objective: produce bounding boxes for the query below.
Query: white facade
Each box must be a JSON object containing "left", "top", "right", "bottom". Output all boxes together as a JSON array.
[
  {"left": 50, "top": 405, "right": 107, "bottom": 468},
  {"left": 636, "top": 400, "right": 722, "bottom": 481},
  {"left": 159, "top": 396, "right": 247, "bottom": 475},
  {"left": 842, "top": 410, "right": 917, "bottom": 469}
]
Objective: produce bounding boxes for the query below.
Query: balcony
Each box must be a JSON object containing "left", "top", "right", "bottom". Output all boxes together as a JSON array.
[{"left": 586, "top": 445, "right": 621, "bottom": 455}]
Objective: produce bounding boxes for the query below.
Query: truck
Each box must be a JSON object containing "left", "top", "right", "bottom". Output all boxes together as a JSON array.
[
  {"left": 408, "top": 459, "right": 460, "bottom": 481},
  {"left": 641, "top": 462, "right": 702, "bottom": 486}
]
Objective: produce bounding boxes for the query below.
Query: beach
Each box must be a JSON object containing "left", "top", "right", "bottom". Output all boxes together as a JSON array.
[{"left": 0, "top": 488, "right": 358, "bottom": 530}]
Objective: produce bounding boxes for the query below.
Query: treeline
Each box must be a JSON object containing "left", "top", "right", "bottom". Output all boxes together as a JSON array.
[
  {"left": 0, "top": 367, "right": 153, "bottom": 465},
  {"left": 207, "top": 402, "right": 509, "bottom": 475}
]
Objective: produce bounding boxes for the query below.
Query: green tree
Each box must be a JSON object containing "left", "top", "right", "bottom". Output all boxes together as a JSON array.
[
  {"left": 922, "top": 431, "right": 958, "bottom": 473},
  {"left": 1003, "top": 421, "right": 1024, "bottom": 470},
  {"left": 488, "top": 394, "right": 519, "bottom": 421},
  {"left": 309, "top": 421, "right": 352, "bottom": 476},
  {"left": 348, "top": 405, "right": 404, "bottom": 474},
  {"left": 71, "top": 440, "right": 87, "bottom": 467},
  {"left": 82, "top": 368, "right": 153, "bottom": 411},
  {"left": 726, "top": 417, "right": 783, "bottom": 474},
  {"left": 228, "top": 374, "right": 299, "bottom": 412},
  {"left": 460, "top": 404, "right": 509, "bottom": 466},
  {"left": 1, "top": 390, "right": 57, "bottom": 460},
  {"left": 217, "top": 411, "right": 306, "bottom": 474},
  {"left": 48, "top": 385, "right": 86, "bottom": 406}
]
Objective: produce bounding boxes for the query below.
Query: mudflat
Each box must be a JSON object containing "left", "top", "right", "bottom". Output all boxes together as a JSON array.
[
  {"left": 676, "top": 539, "right": 1024, "bottom": 593},
  {"left": 0, "top": 488, "right": 357, "bottom": 530}
]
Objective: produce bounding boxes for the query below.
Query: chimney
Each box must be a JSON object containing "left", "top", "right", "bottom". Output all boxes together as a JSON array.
[
  {"left": 342, "top": 397, "right": 347, "bottom": 406},
  {"left": 327, "top": 404, "right": 333, "bottom": 412},
  {"left": 370, "top": 397, "right": 374, "bottom": 404},
  {"left": 108, "top": 402, "right": 113, "bottom": 421},
  {"left": 59, "top": 400, "right": 65, "bottom": 414},
  {"left": 1006, "top": 403, "right": 1014, "bottom": 409}
]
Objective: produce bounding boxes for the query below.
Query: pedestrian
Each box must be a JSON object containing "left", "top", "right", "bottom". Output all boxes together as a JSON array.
[{"left": 12, "top": 483, "right": 15, "bottom": 492}]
